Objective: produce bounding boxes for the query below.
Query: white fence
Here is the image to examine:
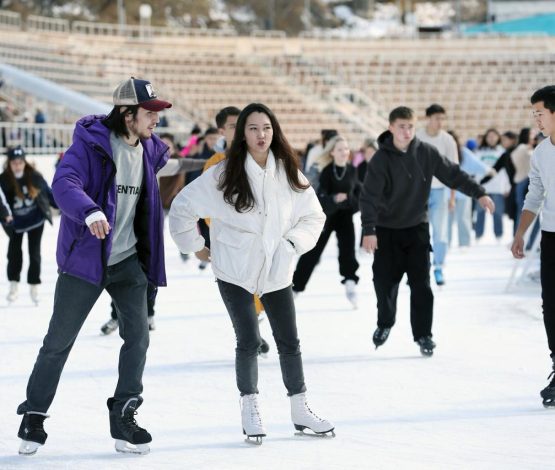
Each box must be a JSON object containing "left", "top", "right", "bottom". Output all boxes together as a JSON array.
[{"left": 0, "top": 123, "right": 187, "bottom": 155}]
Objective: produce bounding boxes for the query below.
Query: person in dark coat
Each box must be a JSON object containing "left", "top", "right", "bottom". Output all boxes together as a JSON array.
[{"left": 0, "top": 145, "right": 56, "bottom": 304}]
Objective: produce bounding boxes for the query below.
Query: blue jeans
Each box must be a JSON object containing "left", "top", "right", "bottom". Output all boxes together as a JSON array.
[
  {"left": 475, "top": 193, "right": 505, "bottom": 239},
  {"left": 17, "top": 254, "right": 149, "bottom": 414},
  {"left": 428, "top": 188, "right": 449, "bottom": 268},
  {"left": 448, "top": 197, "right": 472, "bottom": 247}
]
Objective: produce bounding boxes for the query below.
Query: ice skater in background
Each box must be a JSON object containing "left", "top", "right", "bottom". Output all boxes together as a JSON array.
[
  {"left": 511, "top": 85, "right": 555, "bottom": 408},
  {"left": 169, "top": 102, "right": 334, "bottom": 444},
  {"left": 16, "top": 77, "right": 171, "bottom": 456},
  {"left": 361, "top": 106, "right": 494, "bottom": 357},
  {"left": 292, "top": 135, "right": 361, "bottom": 308},
  {"left": 0, "top": 146, "right": 56, "bottom": 305}
]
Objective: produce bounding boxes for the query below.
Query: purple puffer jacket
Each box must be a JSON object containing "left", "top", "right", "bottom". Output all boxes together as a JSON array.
[{"left": 52, "top": 115, "right": 169, "bottom": 287}]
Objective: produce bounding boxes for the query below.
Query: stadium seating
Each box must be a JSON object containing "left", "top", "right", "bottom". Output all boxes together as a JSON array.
[{"left": 0, "top": 13, "right": 554, "bottom": 151}]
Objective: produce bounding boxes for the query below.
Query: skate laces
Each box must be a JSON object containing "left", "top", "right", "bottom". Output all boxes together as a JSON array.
[
  {"left": 301, "top": 399, "right": 323, "bottom": 422},
  {"left": 242, "top": 396, "right": 262, "bottom": 426},
  {"left": 547, "top": 370, "right": 555, "bottom": 386},
  {"left": 122, "top": 409, "right": 143, "bottom": 432}
]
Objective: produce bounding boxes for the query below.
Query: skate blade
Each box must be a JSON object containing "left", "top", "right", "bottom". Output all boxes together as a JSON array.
[
  {"left": 115, "top": 439, "right": 150, "bottom": 455},
  {"left": 243, "top": 429, "right": 265, "bottom": 445},
  {"left": 19, "top": 440, "right": 41, "bottom": 455},
  {"left": 244, "top": 436, "right": 264, "bottom": 445},
  {"left": 294, "top": 426, "right": 335, "bottom": 438}
]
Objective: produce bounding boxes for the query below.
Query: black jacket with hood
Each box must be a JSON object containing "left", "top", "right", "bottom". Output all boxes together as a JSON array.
[{"left": 360, "top": 131, "right": 486, "bottom": 235}]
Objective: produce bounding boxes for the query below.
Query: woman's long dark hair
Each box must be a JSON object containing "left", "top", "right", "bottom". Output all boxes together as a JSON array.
[
  {"left": 218, "top": 103, "right": 308, "bottom": 212},
  {"left": 3, "top": 158, "right": 39, "bottom": 200},
  {"left": 518, "top": 127, "right": 531, "bottom": 145}
]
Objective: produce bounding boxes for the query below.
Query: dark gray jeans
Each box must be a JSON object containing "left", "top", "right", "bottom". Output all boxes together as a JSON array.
[
  {"left": 217, "top": 280, "right": 306, "bottom": 396},
  {"left": 17, "top": 254, "right": 149, "bottom": 415}
]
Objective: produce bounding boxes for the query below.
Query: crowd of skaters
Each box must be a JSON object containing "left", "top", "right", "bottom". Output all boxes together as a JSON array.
[{"left": 4, "top": 77, "right": 555, "bottom": 454}]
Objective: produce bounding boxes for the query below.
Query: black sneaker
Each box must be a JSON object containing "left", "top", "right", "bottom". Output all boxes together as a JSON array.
[
  {"left": 541, "top": 370, "right": 555, "bottom": 408},
  {"left": 416, "top": 336, "right": 436, "bottom": 357},
  {"left": 18, "top": 412, "right": 48, "bottom": 455},
  {"left": 107, "top": 397, "right": 152, "bottom": 446},
  {"left": 372, "top": 327, "right": 391, "bottom": 349}
]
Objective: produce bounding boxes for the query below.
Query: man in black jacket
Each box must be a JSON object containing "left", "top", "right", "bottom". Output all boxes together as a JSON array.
[{"left": 360, "top": 106, "right": 495, "bottom": 356}]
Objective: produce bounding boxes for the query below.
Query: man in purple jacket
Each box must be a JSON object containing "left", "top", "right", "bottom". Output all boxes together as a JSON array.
[{"left": 16, "top": 77, "right": 171, "bottom": 456}]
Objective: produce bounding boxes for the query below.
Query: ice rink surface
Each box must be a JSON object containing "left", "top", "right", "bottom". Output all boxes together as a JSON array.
[{"left": 0, "top": 157, "right": 550, "bottom": 470}]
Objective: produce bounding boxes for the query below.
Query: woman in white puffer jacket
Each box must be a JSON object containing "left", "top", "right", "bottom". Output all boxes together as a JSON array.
[{"left": 169, "top": 103, "right": 334, "bottom": 444}]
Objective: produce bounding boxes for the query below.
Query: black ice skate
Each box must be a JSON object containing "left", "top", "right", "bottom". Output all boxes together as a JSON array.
[
  {"left": 373, "top": 327, "right": 391, "bottom": 349},
  {"left": 100, "top": 318, "right": 118, "bottom": 335},
  {"left": 541, "top": 370, "right": 555, "bottom": 408},
  {"left": 258, "top": 337, "right": 270, "bottom": 357},
  {"left": 18, "top": 412, "right": 48, "bottom": 455},
  {"left": 107, "top": 397, "right": 151, "bottom": 455},
  {"left": 416, "top": 336, "right": 436, "bottom": 357}
]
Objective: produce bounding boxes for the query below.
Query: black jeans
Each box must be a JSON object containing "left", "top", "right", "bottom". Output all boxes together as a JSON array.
[
  {"left": 541, "top": 231, "right": 555, "bottom": 358},
  {"left": 6, "top": 224, "right": 44, "bottom": 284},
  {"left": 17, "top": 254, "right": 149, "bottom": 414},
  {"left": 293, "top": 210, "right": 359, "bottom": 292},
  {"left": 217, "top": 280, "right": 306, "bottom": 396},
  {"left": 111, "top": 282, "right": 156, "bottom": 319},
  {"left": 372, "top": 223, "right": 434, "bottom": 341}
]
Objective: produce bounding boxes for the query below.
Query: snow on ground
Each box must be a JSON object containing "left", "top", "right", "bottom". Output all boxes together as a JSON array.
[{"left": 0, "top": 157, "right": 551, "bottom": 469}]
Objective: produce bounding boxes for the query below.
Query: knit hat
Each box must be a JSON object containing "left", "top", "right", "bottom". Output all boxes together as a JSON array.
[{"left": 7, "top": 146, "right": 25, "bottom": 161}]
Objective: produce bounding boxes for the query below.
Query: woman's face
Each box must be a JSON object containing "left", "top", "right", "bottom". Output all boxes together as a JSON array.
[
  {"left": 9, "top": 158, "right": 25, "bottom": 176},
  {"left": 486, "top": 131, "right": 499, "bottom": 148},
  {"left": 244, "top": 112, "right": 273, "bottom": 157},
  {"left": 331, "top": 139, "right": 350, "bottom": 166}
]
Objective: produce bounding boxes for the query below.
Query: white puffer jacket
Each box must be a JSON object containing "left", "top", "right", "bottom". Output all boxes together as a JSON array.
[{"left": 169, "top": 151, "right": 325, "bottom": 295}]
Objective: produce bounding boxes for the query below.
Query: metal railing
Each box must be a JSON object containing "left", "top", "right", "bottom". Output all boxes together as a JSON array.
[
  {"left": 0, "top": 9, "right": 21, "bottom": 29},
  {"left": 0, "top": 123, "right": 188, "bottom": 155},
  {"left": 71, "top": 20, "right": 237, "bottom": 38},
  {"left": 27, "top": 15, "right": 70, "bottom": 33}
]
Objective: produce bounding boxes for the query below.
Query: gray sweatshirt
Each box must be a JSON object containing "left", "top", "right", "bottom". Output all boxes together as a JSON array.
[
  {"left": 108, "top": 133, "right": 144, "bottom": 266},
  {"left": 523, "top": 136, "right": 555, "bottom": 231}
]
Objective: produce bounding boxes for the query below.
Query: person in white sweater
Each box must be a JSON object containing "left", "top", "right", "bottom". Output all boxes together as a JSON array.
[
  {"left": 416, "top": 104, "right": 458, "bottom": 286},
  {"left": 511, "top": 85, "right": 555, "bottom": 408},
  {"left": 169, "top": 103, "right": 334, "bottom": 443}
]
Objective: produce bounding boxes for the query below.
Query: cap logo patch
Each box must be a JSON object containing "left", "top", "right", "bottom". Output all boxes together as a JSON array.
[{"left": 145, "top": 84, "right": 156, "bottom": 98}]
